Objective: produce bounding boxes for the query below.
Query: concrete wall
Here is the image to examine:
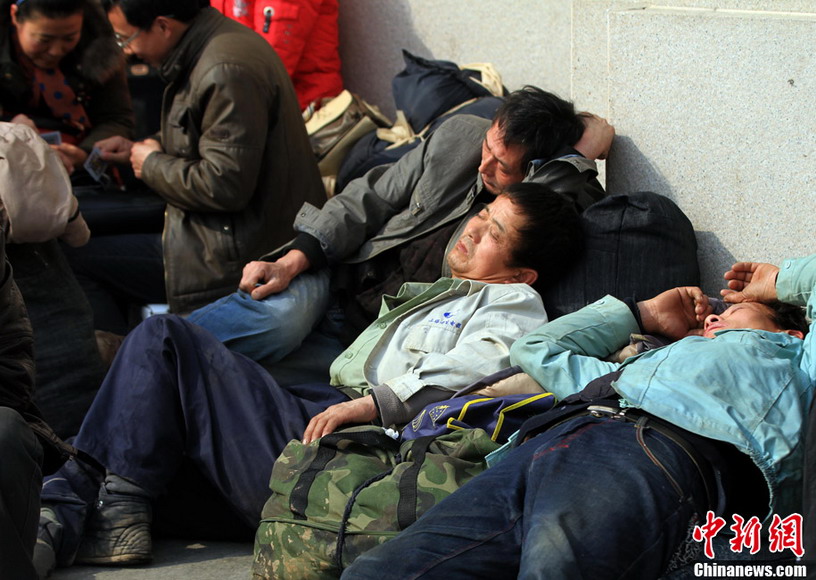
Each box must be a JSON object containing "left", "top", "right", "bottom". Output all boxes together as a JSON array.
[{"left": 337, "top": 0, "right": 816, "bottom": 295}]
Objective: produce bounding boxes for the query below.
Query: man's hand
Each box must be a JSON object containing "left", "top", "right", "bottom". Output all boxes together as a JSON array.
[
  {"left": 238, "top": 250, "right": 311, "bottom": 300},
  {"left": 721, "top": 261, "right": 779, "bottom": 304},
  {"left": 130, "top": 138, "right": 162, "bottom": 179},
  {"left": 302, "top": 395, "right": 378, "bottom": 444},
  {"left": 637, "top": 286, "right": 711, "bottom": 340},
  {"left": 95, "top": 135, "right": 135, "bottom": 164},
  {"left": 51, "top": 142, "right": 88, "bottom": 174},
  {"left": 573, "top": 113, "right": 615, "bottom": 160}
]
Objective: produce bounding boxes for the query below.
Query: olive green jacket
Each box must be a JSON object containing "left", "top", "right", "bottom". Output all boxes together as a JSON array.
[{"left": 142, "top": 8, "right": 325, "bottom": 313}]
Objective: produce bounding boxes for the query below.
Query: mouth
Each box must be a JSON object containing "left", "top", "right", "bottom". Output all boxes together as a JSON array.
[
  {"left": 704, "top": 323, "right": 724, "bottom": 337},
  {"left": 36, "top": 57, "right": 60, "bottom": 67},
  {"left": 480, "top": 174, "right": 496, "bottom": 192}
]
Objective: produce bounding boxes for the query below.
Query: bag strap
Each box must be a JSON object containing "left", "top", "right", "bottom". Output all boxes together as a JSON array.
[
  {"left": 492, "top": 393, "right": 554, "bottom": 441},
  {"left": 290, "top": 429, "right": 399, "bottom": 520},
  {"left": 335, "top": 467, "right": 397, "bottom": 570},
  {"left": 396, "top": 435, "right": 437, "bottom": 530}
]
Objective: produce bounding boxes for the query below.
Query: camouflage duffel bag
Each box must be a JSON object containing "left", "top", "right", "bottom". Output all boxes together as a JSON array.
[{"left": 252, "top": 425, "right": 501, "bottom": 579}]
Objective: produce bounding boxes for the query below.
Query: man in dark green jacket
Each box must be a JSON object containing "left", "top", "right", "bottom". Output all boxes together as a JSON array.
[{"left": 67, "top": 0, "right": 325, "bottom": 332}]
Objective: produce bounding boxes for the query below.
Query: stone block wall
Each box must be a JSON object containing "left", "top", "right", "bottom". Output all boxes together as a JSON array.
[{"left": 338, "top": 0, "right": 816, "bottom": 294}]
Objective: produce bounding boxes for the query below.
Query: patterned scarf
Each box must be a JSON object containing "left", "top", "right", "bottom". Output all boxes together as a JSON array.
[{"left": 12, "top": 33, "right": 90, "bottom": 144}]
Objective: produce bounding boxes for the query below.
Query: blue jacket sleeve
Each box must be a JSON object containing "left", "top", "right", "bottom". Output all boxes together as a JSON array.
[{"left": 509, "top": 296, "right": 639, "bottom": 399}]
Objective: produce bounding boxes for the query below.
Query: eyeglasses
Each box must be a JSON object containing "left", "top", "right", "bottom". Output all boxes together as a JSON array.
[{"left": 114, "top": 29, "right": 141, "bottom": 51}]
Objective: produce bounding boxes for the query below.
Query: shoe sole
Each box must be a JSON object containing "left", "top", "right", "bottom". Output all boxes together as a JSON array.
[
  {"left": 73, "top": 553, "right": 152, "bottom": 566},
  {"left": 74, "top": 523, "right": 152, "bottom": 566}
]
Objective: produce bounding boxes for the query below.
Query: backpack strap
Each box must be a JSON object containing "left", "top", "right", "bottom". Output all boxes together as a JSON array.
[
  {"left": 396, "top": 435, "right": 437, "bottom": 530},
  {"left": 334, "top": 433, "right": 436, "bottom": 570},
  {"left": 335, "top": 467, "right": 397, "bottom": 570}
]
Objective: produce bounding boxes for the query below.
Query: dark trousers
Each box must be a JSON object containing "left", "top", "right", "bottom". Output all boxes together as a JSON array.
[
  {"left": 42, "top": 315, "right": 348, "bottom": 554},
  {"left": 62, "top": 233, "right": 166, "bottom": 335},
  {"left": 0, "top": 407, "right": 43, "bottom": 580},
  {"left": 343, "top": 416, "right": 707, "bottom": 579}
]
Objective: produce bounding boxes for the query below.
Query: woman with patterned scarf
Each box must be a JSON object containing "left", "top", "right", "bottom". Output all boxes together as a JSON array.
[{"left": 0, "top": 0, "right": 134, "bottom": 175}]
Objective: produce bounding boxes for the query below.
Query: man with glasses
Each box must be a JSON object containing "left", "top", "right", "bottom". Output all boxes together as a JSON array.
[
  {"left": 63, "top": 0, "right": 325, "bottom": 335},
  {"left": 113, "top": 27, "right": 140, "bottom": 51}
]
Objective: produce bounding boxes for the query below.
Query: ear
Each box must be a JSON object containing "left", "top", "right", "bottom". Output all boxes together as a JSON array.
[
  {"left": 10, "top": 4, "right": 19, "bottom": 27},
  {"left": 506, "top": 268, "right": 538, "bottom": 286},
  {"left": 155, "top": 16, "right": 173, "bottom": 37},
  {"left": 784, "top": 329, "right": 805, "bottom": 340}
]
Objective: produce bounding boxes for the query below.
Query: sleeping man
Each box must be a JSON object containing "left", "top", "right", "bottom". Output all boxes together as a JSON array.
[
  {"left": 343, "top": 255, "right": 814, "bottom": 579},
  {"left": 35, "top": 183, "right": 584, "bottom": 574}
]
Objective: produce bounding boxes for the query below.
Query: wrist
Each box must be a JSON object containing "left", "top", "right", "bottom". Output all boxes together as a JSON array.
[
  {"left": 623, "top": 296, "right": 645, "bottom": 331},
  {"left": 636, "top": 299, "right": 656, "bottom": 334},
  {"left": 279, "top": 249, "right": 311, "bottom": 278}
]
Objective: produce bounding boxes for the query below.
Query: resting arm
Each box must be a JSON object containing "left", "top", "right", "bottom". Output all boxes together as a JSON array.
[
  {"left": 728, "top": 254, "right": 816, "bottom": 383},
  {"left": 286, "top": 115, "right": 487, "bottom": 264},
  {"left": 525, "top": 152, "right": 605, "bottom": 212},
  {"left": 510, "top": 296, "right": 636, "bottom": 399},
  {"left": 722, "top": 261, "right": 781, "bottom": 304},
  {"left": 313, "top": 284, "right": 547, "bottom": 439},
  {"left": 573, "top": 113, "right": 615, "bottom": 161},
  {"left": 637, "top": 286, "right": 711, "bottom": 340},
  {"left": 774, "top": 255, "right": 816, "bottom": 313}
]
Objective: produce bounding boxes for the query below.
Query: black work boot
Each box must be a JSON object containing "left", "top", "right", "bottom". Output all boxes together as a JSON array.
[{"left": 74, "top": 474, "right": 153, "bottom": 566}]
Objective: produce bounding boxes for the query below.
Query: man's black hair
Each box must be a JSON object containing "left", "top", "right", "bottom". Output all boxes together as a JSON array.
[
  {"left": 766, "top": 301, "right": 810, "bottom": 337},
  {"left": 501, "top": 182, "right": 583, "bottom": 289},
  {"left": 10, "top": 0, "right": 86, "bottom": 21},
  {"left": 101, "top": 0, "right": 201, "bottom": 28},
  {"left": 492, "top": 86, "right": 585, "bottom": 170}
]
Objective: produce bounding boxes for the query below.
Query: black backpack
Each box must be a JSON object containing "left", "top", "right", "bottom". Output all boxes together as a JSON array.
[{"left": 542, "top": 191, "right": 700, "bottom": 319}]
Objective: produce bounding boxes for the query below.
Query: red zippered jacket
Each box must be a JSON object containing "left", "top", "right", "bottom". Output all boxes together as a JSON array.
[{"left": 210, "top": 0, "right": 343, "bottom": 110}]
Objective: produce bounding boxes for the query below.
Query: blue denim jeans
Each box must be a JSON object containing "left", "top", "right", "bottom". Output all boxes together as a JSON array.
[
  {"left": 342, "top": 416, "right": 707, "bottom": 580},
  {"left": 187, "top": 268, "right": 332, "bottom": 366}
]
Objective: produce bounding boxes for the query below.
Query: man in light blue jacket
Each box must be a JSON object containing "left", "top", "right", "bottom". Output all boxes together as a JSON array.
[{"left": 343, "top": 255, "right": 815, "bottom": 579}]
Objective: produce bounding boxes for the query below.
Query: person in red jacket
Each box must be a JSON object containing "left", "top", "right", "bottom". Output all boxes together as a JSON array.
[{"left": 209, "top": 0, "right": 343, "bottom": 110}]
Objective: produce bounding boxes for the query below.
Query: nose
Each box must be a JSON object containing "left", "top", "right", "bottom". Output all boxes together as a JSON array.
[
  {"left": 478, "top": 153, "right": 496, "bottom": 177},
  {"left": 465, "top": 219, "right": 485, "bottom": 243},
  {"left": 703, "top": 313, "right": 720, "bottom": 330},
  {"left": 48, "top": 43, "right": 70, "bottom": 59}
]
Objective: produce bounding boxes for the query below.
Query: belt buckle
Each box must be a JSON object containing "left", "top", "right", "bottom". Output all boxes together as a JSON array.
[{"left": 587, "top": 405, "right": 628, "bottom": 421}]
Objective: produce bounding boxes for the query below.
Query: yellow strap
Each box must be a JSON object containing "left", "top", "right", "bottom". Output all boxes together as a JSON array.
[{"left": 492, "top": 393, "right": 554, "bottom": 441}]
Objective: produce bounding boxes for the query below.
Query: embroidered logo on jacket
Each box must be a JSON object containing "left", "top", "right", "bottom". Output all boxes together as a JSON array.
[{"left": 426, "top": 312, "right": 462, "bottom": 329}]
